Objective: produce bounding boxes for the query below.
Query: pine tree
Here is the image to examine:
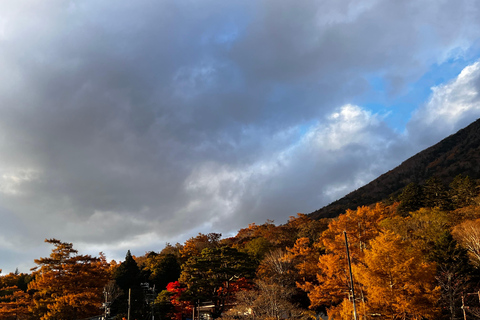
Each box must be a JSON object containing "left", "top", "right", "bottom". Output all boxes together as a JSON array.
[
  {"left": 429, "top": 232, "right": 477, "bottom": 320},
  {"left": 423, "top": 177, "right": 450, "bottom": 210},
  {"left": 112, "top": 250, "right": 145, "bottom": 319},
  {"left": 397, "top": 182, "right": 424, "bottom": 216},
  {"left": 28, "top": 239, "right": 110, "bottom": 320},
  {"left": 450, "top": 175, "right": 476, "bottom": 209},
  {"left": 180, "top": 246, "right": 257, "bottom": 318}
]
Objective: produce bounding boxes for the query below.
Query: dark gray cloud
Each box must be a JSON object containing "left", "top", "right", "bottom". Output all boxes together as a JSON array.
[{"left": 0, "top": 0, "right": 479, "bottom": 271}]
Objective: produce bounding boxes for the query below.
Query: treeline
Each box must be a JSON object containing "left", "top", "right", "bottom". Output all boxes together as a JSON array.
[{"left": 1, "top": 174, "right": 480, "bottom": 320}]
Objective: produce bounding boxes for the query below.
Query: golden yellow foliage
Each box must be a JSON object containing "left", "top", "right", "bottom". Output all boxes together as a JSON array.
[
  {"left": 321, "top": 203, "right": 392, "bottom": 257},
  {"left": 354, "top": 232, "right": 440, "bottom": 319},
  {"left": 284, "top": 237, "right": 320, "bottom": 284}
]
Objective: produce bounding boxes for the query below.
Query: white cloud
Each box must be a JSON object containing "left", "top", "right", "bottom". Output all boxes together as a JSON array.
[
  {"left": 0, "top": 168, "right": 40, "bottom": 195},
  {"left": 408, "top": 60, "right": 480, "bottom": 148},
  {"left": 313, "top": 104, "right": 383, "bottom": 150}
]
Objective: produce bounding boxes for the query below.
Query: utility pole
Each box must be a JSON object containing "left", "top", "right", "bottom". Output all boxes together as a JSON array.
[
  {"left": 128, "top": 288, "right": 131, "bottom": 320},
  {"left": 104, "top": 288, "right": 108, "bottom": 320},
  {"left": 152, "top": 284, "right": 155, "bottom": 320},
  {"left": 344, "top": 231, "right": 358, "bottom": 320}
]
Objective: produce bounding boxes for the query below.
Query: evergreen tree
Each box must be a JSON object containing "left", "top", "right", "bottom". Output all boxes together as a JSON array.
[
  {"left": 142, "top": 252, "right": 181, "bottom": 292},
  {"left": 449, "top": 175, "right": 476, "bottom": 209},
  {"left": 28, "top": 239, "right": 110, "bottom": 320},
  {"left": 397, "top": 182, "right": 424, "bottom": 216},
  {"left": 423, "top": 176, "right": 450, "bottom": 210},
  {"left": 429, "top": 232, "right": 477, "bottom": 320},
  {"left": 180, "top": 246, "right": 257, "bottom": 318},
  {"left": 112, "top": 250, "right": 146, "bottom": 319}
]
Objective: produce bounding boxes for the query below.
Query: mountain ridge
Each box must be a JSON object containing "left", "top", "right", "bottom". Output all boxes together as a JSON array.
[{"left": 309, "top": 118, "right": 480, "bottom": 219}]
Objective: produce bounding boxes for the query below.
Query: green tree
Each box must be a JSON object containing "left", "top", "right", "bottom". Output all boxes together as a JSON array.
[
  {"left": 397, "top": 182, "right": 424, "bottom": 216},
  {"left": 153, "top": 289, "right": 176, "bottom": 320},
  {"left": 112, "top": 250, "right": 145, "bottom": 319},
  {"left": 423, "top": 177, "right": 450, "bottom": 210},
  {"left": 382, "top": 207, "right": 450, "bottom": 253},
  {"left": 450, "top": 175, "right": 476, "bottom": 209},
  {"left": 429, "top": 232, "right": 477, "bottom": 320},
  {"left": 142, "top": 252, "right": 181, "bottom": 291},
  {"left": 180, "top": 246, "right": 257, "bottom": 318},
  {"left": 240, "top": 237, "right": 273, "bottom": 261}
]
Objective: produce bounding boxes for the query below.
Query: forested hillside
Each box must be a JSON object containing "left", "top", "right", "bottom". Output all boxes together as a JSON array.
[
  {"left": 310, "top": 118, "right": 480, "bottom": 219},
  {"left": 1, "top": 175, "right": 480, "bottom": 319}
]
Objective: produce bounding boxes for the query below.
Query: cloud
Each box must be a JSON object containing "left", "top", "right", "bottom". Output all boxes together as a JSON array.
[
  {"left": 180, "top": 104, "right": 397, "bottom": 236},
  {"left": 408, "top": 61, "right": 480, "bottom": 149},
  {"left": 0, "top": 0, "right": 479, "bottom": 271}
]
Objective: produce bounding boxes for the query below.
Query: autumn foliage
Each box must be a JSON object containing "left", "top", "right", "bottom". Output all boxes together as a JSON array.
[{"left": 1, "top": 177, "right": 480, "bottom": 320}]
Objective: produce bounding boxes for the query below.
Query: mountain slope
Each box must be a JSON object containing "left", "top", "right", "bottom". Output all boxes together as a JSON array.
[{"left": 309, "top": 118, "right": 480, "bottom": 219}]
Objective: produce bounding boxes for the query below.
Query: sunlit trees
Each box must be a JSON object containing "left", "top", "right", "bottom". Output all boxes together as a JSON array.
[
  {"left": 301, "top": 204, "right": 391, "bottom": 314},
  {"left": 256, "top": 249, "right": 294, "bottom": 287},
  {"left": 179, "top": 233, "right": 222, "bottom": 262},
  {"left": 354, "top": 232, "right": 440, "bottom": 319},
  {"left": 0, "top": 272, "right": 32, "bottom": 292},
  {"left": 284, "top": 238, "right": 320, "bottom": 284},
  {"left": 28, "top": 239, "right": 110, "bottom": 320},
  {"left": 321, "top": 204, "right": 392, "bottom": 254},
  {"left": 0, "top": 286, "right": 32, "bottom": 320},
  {"left": 300, "top": 253, "right": 349, "bottom": 310},
  {"left": 381, "top": 207, "right": 451, "bottom": 253},
  {"left": 1, "top": 180, "right": 479, "bottom": 320},
  {"left": 453, "top": 218, "right": 480, "bottom": 267},
  {"left": 222, "top": 280, "right": 308, "bottom": 320}
]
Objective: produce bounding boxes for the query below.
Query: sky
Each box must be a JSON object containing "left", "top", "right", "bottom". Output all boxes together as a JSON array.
[{"left": 1, "top": 0, "right": 480, "bottom": 273}]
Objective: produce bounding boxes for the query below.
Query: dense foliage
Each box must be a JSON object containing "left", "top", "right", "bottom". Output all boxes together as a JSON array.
[{"left": 1, "top": 175, "right": 480, "bottom": 319}]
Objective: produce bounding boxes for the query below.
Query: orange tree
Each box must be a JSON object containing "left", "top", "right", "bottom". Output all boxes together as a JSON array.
[
  {"left": 353, "top": 231, "right": 440, "bottom": 319},
  {"left": 0, "top": 271, "right": 34, "bottom": 319},
  {"left": 0, "top": 286, "right": 32, "bottom": 320},
  {"left": 300, "top": 204, "right": 392, "bottom": 312},
  {"left": 179, "top": 233, "right": 222, "bottom": 263},
  {"left": 28, "top": 239, "right": 110, "bottom": 320}
]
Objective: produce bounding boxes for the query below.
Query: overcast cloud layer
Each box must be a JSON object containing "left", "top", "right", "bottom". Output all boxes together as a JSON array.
[{"left": 1, "top": 0, "right": 480, "bottom": 272}]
